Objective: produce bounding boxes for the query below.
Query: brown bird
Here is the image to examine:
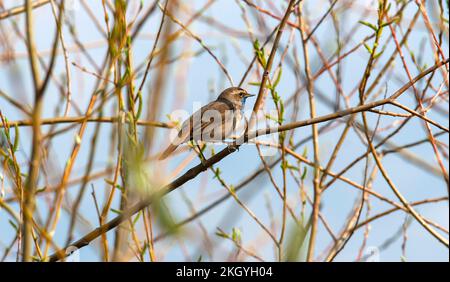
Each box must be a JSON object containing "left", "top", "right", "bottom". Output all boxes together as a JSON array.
[{"left": 159, "top": 87, "right": 254, "bottom": 160}]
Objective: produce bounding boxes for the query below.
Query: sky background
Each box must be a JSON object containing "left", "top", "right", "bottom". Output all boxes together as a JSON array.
[{"left": 0, "top": 0, "right": 448, "bottom": 262}]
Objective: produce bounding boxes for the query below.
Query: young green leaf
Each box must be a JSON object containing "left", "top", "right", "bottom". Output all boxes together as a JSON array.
[{"left": 359, "top": 20, "right": 378, "bottom": 32}]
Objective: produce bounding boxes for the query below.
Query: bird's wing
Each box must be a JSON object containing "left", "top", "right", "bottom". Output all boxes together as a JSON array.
[{"left": 177, "top": 100, "right": 235, "bottom": 143}]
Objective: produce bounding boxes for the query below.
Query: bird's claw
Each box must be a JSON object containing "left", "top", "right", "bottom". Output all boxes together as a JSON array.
[{"left": 227, "top": 144, "right": 239, "bottom": 153}]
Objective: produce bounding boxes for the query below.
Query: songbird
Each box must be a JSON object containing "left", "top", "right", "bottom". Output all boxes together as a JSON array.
[{"left": 159, "top": 87, "right": 255, "bottom": 160}]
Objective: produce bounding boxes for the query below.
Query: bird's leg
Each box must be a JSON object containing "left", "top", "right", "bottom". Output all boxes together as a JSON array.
[
  {"left": 220, "top": 140, "right": 239, "bottom": 153},
  {"left": 227, "top": 141, "right": 239, "bottom": 153}
]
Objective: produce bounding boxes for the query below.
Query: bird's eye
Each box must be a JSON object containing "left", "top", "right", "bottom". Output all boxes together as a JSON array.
[{"left": 239, "top": 92, "right": 244, "bottom": 97}]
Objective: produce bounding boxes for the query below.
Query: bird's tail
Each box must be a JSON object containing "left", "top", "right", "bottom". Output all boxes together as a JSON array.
[{"left": 159, "top": 143, "right": 178, "bottom": 160}]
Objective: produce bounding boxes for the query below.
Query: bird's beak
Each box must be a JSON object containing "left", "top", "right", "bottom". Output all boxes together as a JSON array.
[{"left": 245, "top": 93, "right": 256, "bottom": 98}]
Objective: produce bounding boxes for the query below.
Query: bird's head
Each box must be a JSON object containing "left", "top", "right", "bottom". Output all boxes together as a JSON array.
[{"left": 217, "top": 87, "right": 255, "bottom": 107}]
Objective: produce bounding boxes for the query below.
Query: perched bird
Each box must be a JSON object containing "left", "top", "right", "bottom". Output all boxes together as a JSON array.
[{"left": 159, "top": 87, "right": 255, "bottom": 160}]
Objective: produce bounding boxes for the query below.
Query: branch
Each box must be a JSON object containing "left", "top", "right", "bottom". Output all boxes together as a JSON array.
[
  {"left": 0, "top": 116, "right": 175, "bottom": 129},
  {"left": 0, "top": 0, "right": 50, "bottom": 20},
  {"left": 47, "top": 58, "right": 448, "bottom": 262}
]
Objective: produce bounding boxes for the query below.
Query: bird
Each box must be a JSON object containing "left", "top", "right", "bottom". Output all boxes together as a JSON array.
[{"left": 159, "top": 87, "right": 255, "bottom": 160}]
